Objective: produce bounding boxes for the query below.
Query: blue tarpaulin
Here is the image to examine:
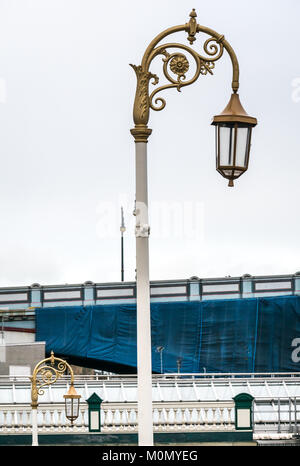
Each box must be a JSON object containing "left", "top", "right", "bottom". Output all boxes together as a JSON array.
[{"left": 35, "top": 295, "right": 300, "bottom": 373}]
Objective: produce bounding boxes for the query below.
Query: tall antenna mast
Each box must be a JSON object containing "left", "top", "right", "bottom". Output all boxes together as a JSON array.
[{"left": 120, "top": 207, "right": 126, "bottom": 282}]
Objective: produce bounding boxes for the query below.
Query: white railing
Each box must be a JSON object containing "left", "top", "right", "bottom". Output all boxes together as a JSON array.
[
  {"left": 0, "top": 401, "right": 235, "bottom": 434},
  {"left": 2, "top": 372, "right": 300, "bottom": 384}
]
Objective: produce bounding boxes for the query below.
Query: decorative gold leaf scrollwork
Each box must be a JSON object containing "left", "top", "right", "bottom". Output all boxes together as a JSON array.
[
  {"left": 31, "top": 351, "right": 75, "bottom": 408},
  {"left": 146, "top": 36, "right": 223, "bottom": 113},
  {"left": 200, "top": 60, "right": 215, "bottom": 75},
  {"left": 34, "top": 360, "right": 67, "bottom": 396},
  {"left": 130, "top": 9, "right": 240, "bottom": 140},
  {"left": 203, "top": 37, "right": 224, "bottom": 60},
  {"left": 169, "top": 54, "right": 189, "bottom": 77},
  {"left": 130, "top": 64, "right": 159, "bottom": 125}
]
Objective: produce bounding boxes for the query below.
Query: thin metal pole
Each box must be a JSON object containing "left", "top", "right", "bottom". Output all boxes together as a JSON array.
[
  {"left": 295, "top": 397, "right": 298, "bottom": 434},
  {"left": 121, "top": 234, "right": 124, "bottom": 282},
  {"left": 289, "top": 397, "right": 292, "bottom": 432},
  {"left": 277, "top": 398, "right": 281, "bottom": 433},
  {"left": 135, "top": 141, "right": 153, "bottom": 446},
  {"left": 120, "top": 207, "right": 125, "bottom": 282}
]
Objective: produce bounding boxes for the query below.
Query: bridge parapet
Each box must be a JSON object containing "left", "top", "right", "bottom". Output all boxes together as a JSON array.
[{"left": 0, "top": 273, "right": 298, "bottom": 312}]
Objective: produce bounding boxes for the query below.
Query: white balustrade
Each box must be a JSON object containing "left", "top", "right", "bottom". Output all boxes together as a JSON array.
[{"left": 0, "top": 400, "right": 235, "bottom": 434}]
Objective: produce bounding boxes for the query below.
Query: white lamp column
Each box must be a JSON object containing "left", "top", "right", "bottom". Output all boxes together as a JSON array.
[
  {"left": 31, "top": 406, "right": 38, "bottom": 446},
  {"left": 131, "top": 128, "right": 153, "bottom": 446}
]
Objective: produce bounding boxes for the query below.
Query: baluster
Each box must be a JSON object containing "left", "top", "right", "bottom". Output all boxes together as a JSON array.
[
  {"left": 222, "top": 407, "right": 227, "bottom": 427},
  {"left": 49, "top": 410, "right": 55, "bottom": 431},
  {"left": 114, "top": 409, "right": 120, "bottom": 430},
  {"left": 152, "top": 408, "right": 157, "bottom": 431},
  {"left": 0, "top": 410, "right": 6, "bottom": 431},
  {"left": 25, "top": 410, "right": 31, "bottom": 432},
  {"left": 205, "top": 408, "right": 210, "bottom": 429},
  {"left": 41, "top": 410, "right": 47, "bottom": 431},
  {"left": 196, "top": 408, "right": 202, "bottom": 427},
  {"left": 158, "top": 408, "right": 164, "bottom": 429},
  {"left": 173, "top": 408, "right": 180, "bottom": 430},
  {"left": 168, "top": 408, "right": 175, "bottom": 429},
  {"left": 8, "top": 411, "right": 13, "bottom": 431},
  {"left": 104, "top": 409, "right": 110, "bottom": 428},
  {"left": 17, "top": 410, "right": 22, "bottom": 431},
  {"left": 176, "top": 408, "right": 183, "bottom": 430},
  {"left": 13, "top": 410, "right": 18, "bottom": 432},
  {"left": 127, "top": 408, "right": 133, "bottom": 430},
  {"left": 211, "top": 407, "right": 216, "bottom": 427},
  {"left": 80, "top": 408, "right": 87, "bottom": 429},
  {"left": 109, "top": 409, "right": 115, "bottom": 429},
  {"left": 191, "top": 408, "right": 197, "bottom": 429},
  {"left": 56, "top": 408, "right": 61, "bottom": 430},
  {"left": 128, "top": 408, "right": 135, "bottom": 430},
  {"left": 60, "top": 408, "right": 67, "bottom": 431},
  {"left": 218, "top": 407, "right": 223, "bottom": 427},
  {"left": 106, "top": 408, "right": 113, "bottom": 430},
  {"left": 184, "top": 408, "right": 190, "bottom": 429},
  {"left": 120, "top": 408, "right": 127, "bottom": 431},
  {"left": 20, "top": 410, "right": 26, "bottom": 431},
  {"left": 182, "top": 408, "right": 187, "bottom": 428},
  {"left": 200, "top": 408, "right": 207, "bottom": 429},
  {"left": 164, "top": 408, "right": 170, "bottom": 430},
  {"left": 6, "top": 411, "right": 12, "bottom": 431},
  {"left": 220, "top": 408, "right": 226, "bottom": 427}
]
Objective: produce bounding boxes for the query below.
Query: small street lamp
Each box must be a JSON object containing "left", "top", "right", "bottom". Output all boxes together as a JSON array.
[
  {"left": 30, "top": 350, "right": 81, "bottom": 446},
  {"left": 176, "top": 358, "right": 182, "bottom": 374},
  {"left": 212, "top": 93, "right": 257, "bottom": 187},
  {"left": 130, "top": 9, "right": 257, "bottom": 446},
  {"left": 86, "top": 392, "right": 103, "bottom": 432},
  {"left": 64, "top": 383, "right": 81, "bottom": 425},
  {"left": 156, "top": 346, "right": 164, "bottom": 374}
]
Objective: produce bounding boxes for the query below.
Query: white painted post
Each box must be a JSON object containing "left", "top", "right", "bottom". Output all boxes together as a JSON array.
[
  {"left": 32, "top": 407, "right": 38, "bottom": 446},
  {"left": 135, "top": 141, "right": 153, "bottom": 446}
]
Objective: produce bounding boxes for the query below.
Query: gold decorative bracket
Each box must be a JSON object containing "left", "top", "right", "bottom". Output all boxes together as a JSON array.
[
  {"left": 130, "top": 9, "right": 240, "bottom": 142},
  {"left": 30, "top": 350, "right": 74, "bottom": 408}
]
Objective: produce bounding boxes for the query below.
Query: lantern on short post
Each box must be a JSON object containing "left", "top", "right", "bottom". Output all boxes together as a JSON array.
[
  {"left": 86, "top": 392, "right": 103, "bottom": 432},
  {"left": 233, "top": 392, "right": 254, "bottom": 430},
  {"left": 64, "top": 383, "right": 81, "bottom": 425},
  {"left": 212, "top": 94, "right": 257, "bottom": 187}
]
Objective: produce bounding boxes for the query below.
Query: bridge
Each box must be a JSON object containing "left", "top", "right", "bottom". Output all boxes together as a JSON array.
[
  {"left": 1, "top": 273, "right": 300, "bottom": 445},
  {"left": 1, "top": 372, "right": 300, "bottom": 445},
  {"left": 0, "top": 273, "right": 300, "bottom": 374}
]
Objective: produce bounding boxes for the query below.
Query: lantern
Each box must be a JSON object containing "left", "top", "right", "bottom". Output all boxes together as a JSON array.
[
  {"left": 86, "top": 392, "right": 103, "bottom": 432},
  {"left": 233, "top": 392, "right": 254, "bottom": 430},
  {"left": 64, "top": 383, "right": 81, "bottom": 425},
  {"left": 212, "top": 94, "right": 257, "bottom": 187}
]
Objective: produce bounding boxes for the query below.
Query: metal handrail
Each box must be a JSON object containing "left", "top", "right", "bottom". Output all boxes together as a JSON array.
[{"left": 1, "top": 372, "right": 300, "bottom": 384}]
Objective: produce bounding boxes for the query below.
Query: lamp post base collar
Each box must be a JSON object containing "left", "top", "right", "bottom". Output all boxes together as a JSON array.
[{"left": 130, "top": 126, "right": 152, "bottom": 143}]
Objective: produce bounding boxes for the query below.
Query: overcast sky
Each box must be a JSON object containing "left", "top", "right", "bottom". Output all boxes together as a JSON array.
[{"left": 0, "top": 0, "right": 299, "bottom": 287}]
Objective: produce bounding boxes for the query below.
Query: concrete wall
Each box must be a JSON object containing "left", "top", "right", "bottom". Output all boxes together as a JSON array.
[{"left": 0, "top": 341, "right": 45, "bottom": 376}]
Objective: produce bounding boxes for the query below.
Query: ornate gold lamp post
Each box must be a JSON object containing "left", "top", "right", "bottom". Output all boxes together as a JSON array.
[
  {"left": 30, "top": 351, "right": 81, "bottom": 446},
  {"left": 130, "top": 9, "right": 257, "bottom": 446}
]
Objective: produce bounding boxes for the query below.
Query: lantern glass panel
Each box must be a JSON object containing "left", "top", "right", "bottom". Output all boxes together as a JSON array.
[
  {"left": 218, "top": 125, "right": 235, "bottom": 166},
  {"left": 235, "top": 126, "right": 251, "bottom": 168},
  {"left": 65, "top": 397, "right": 80, "bottom": 422}
]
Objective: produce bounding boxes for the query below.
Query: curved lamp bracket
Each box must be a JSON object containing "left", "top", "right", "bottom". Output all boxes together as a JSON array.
[
  {"left": 130, "top": 9, "right": 240, "bottom": 141},
  {"left": 30, "top": 350, "right": 74, "bottom": 408}
]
